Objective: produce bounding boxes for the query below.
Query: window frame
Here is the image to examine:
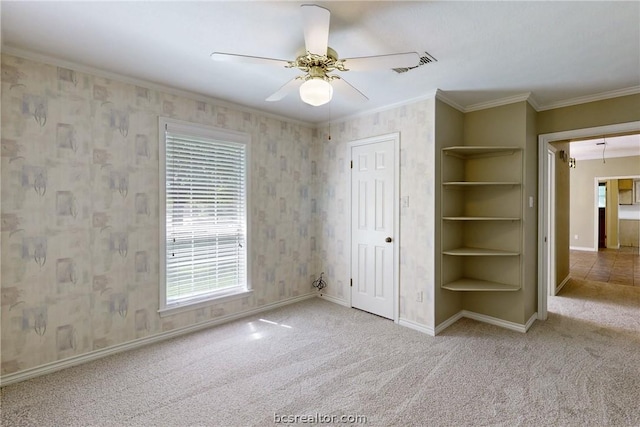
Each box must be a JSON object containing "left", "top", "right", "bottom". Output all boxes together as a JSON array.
[{"left": 158, "top": 117, "right": 251, "bottom": 317}]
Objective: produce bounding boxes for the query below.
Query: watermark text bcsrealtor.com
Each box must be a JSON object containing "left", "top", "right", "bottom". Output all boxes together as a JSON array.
[{"left": 274, "top": 413, "right": 367, "bottom": 424}]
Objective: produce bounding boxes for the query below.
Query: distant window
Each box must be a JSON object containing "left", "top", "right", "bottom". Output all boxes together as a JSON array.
[
  {"left": 598, "top": 183, "right": 606, "bottom": 208},
  {"left": 159, "top": 118, "right": 250, "bottom": 314}
]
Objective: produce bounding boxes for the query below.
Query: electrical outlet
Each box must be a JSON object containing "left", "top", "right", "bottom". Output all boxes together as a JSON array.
[
  {"left": 417, "top": 291, "right": 423, "bottom": 302},
  {"left": 401, "top": 196, "right": 410, "bottom": 208},
  {"left": 574, "top": 235, "right": 579, "bottom": 240}
]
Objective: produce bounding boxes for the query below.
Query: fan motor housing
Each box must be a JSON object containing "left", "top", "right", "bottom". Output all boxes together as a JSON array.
[{"left": 291, "top": 46, "right": 346, "bottom": 75}]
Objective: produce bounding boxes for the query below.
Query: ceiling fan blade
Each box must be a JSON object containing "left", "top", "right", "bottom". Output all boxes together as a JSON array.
[
  {"left": 266, "top": 78, "right": 302, "bottom": 102},
  {"left": 301, "top": 4, "right": 330, "bottom": 55},
  {"left": 332, "top": 78, "right": 369, "bottom": 103},
  {"left": 341, "top": 52, "right": 420, "bottom": 71},
  {"left": 211, "top": 52, "right": 290, "bottom": 68}
]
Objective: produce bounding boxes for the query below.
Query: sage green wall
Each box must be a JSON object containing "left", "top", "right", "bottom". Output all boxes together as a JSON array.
[
  {"left": 461, "top": 102, "right": 529, "bottom": 324},
  {"left": 569, "top": 156, "right": 640, "bottom": 250},
  {"left": 434, "top": 99, "right": 463, "bottom": 326},
  {"left": 537, "top": 94, "right": 640, "bottom": 134},
  {"left": 539, "top": 94, "right": 639, "bottom": 300},
  {"left": 524, "top": 103, "right": 538, "bottom": 320},
  {"left": 550, "top": 140, "right": 571, "bottom": 287}
]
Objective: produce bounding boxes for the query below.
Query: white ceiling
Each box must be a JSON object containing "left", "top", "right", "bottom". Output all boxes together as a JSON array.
[
  {"left": 2, "top": 1, "right": 639, "bottom": 124},
  {"left": 570, "top": 134, "right": 640, "bottom": 161}
]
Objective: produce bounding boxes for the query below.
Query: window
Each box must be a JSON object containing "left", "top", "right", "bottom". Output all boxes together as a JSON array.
[
  {"left": 598, "top": 182, "right": 606, "bottom": 208},
  {"left": 159, "top": 118, "right": 250, "bottom": 315}
]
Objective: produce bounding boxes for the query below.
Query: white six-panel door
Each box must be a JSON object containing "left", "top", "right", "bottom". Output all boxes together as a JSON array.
[{"left": 350, "top": 136, "right": 397, "bottom": 320}]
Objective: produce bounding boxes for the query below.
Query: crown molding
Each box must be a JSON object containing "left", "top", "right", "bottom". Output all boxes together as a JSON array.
[
  {"left": 317, "top": 90, "right": 440, "bottom": 127},
  {"left": 319, "top": 89, "right": 542, "bottom": 127},
  {"left": 5, "top": 46, "right": 638, "bottom": 129},
  {"left": 536, "top": 86, "right": 640, "bottom": 112},
  {"left": 464, "top": 92, "right": 535, "bottom": 112},
  {"left": 435, "top": 90, "right": 540, "bottom": 113},
  {"left": 434, "top": 89, "right": 465, "bottom": 112},
  {"left": 525, "top": 94, "right": 541, "bottom": 111},
  {"left": 1, "top": 46, "right": 316, "bottom": 129}
]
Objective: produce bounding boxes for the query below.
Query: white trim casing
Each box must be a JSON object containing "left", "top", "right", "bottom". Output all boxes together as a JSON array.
[
  {"left": 547, "top": 145, "right": 557, "bottom": 302},
  {"left": 348, "top": 133, "right": 401, "bottom": 323},
  {"left": 538, "top": 121, "right": 640, "bottom": 321},
  {"left": 594, "top": 178, "right": 600, "bottom": 252},
  {"left": 158, "top": 117, "right": 252, "bottom": 316},
  {"left": 0, "top": 293, "right": 317, "bottom": 387}
]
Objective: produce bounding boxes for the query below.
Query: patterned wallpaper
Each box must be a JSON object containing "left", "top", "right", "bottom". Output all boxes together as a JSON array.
[
  {"left": 315, "top": 101, "right": 437, "bottom": 328},
  {"left": 0, "top": 54, "right": 318, "bottom": 375}
]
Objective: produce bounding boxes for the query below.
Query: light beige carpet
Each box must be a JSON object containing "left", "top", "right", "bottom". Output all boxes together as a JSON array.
[{"left": 2, "top": 278, "right": 639, "bottom": 426}]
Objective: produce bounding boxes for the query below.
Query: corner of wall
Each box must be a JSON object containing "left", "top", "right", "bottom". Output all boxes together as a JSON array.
[{"left": 434, "top": 99, "right": 464, "bottom": 326}]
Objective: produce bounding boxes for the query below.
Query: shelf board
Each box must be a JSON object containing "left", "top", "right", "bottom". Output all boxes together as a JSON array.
[
  {"left": 443, "top": 216, "right": 520, "bottom": 221},
  {"left": 442, "top": 247, "right": 520, "bottom": 256},
  {"left": 443, "top": 146, "right": 522, "bottom": 159},
  {"left": 442, "top": 278, "right": 521, "bottom": 292},
  {"left": 443, "top": 181, "right": 520, "bottom": 187}
]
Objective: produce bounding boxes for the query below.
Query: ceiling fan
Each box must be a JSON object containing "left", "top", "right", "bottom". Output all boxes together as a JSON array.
[{"left": 211, "top": 4, "right": 420, "bottom": 107}]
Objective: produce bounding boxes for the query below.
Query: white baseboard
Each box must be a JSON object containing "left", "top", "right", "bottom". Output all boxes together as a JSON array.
[
  {"left": 0, "top": 293, "right": 317, "bottom": 387},
  {"left": 462, "top": 310, "right": 536, "bottom": 333},
  {"left": 318, "top": 292, "right": 350, "bottom": 307},
  {"left": 398, "top": 318, "right": 435, "bottom": 336},
  {"left": 435, "top": 311, "right": 464, "bottom": 335},
  {"left": 570, "top": 246, "right": 596, "bottom": 252},
  {"left": 319, "top": 295, "right": 435, "bottom": 335},
  {"left": 435, "top": 310, "right": 538, "bottom": 334},
  {"left": 555, "top": 274, "right": 571, "bottom": 294},
  {"left": 524, "top": 312, "right": 538, "bottom": 331}
]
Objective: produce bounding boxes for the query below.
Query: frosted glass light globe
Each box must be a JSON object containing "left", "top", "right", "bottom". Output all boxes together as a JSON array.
[{"left": 299, "top": 78, "right": 333, "bottom": 106}]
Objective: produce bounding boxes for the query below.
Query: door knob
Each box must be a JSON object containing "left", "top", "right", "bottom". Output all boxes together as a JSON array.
[{"left": 385, "top": 237, "right": 392, "bottom": 243}]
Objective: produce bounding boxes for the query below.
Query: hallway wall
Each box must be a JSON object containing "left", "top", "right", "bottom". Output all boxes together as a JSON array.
[{"left": 569, "top": 156, "right": 640, "bottom": 251}]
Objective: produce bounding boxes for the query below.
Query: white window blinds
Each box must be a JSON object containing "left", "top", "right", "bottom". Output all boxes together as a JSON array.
[{"left": 162, "top": 121, "right": 248, "bottom": 307}]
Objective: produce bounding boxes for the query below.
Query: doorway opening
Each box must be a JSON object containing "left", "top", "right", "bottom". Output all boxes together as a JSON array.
[
  {"left": 538, "top": 121, "right": 640, "bottom": 320},
  {"left": 598, "top": 182, "right": 607, "bottom": 249}
]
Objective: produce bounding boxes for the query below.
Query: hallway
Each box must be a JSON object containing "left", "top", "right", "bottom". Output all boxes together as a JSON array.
[{"left": 570, "top": 247, "right": 640, "bottom": 287}]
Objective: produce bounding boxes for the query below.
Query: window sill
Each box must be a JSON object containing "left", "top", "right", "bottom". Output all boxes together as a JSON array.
[{"left": 158, "top": 289, "right": 253, "bottom": 318}]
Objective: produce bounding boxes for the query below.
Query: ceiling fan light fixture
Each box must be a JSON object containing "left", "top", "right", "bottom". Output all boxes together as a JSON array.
[{"left": 299, "top": 78, "right": 333, "bottom": 106}]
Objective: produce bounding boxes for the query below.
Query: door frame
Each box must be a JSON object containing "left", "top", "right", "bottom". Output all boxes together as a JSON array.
[
  {"left": 537, "top": 120, "right": 640, "bottom": 321},
  {"left": 348, "top": 132, "right": 400, "bottom": 323},
  {"left": 546, "top": 144, "right": 557, "bottom": 301}
]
